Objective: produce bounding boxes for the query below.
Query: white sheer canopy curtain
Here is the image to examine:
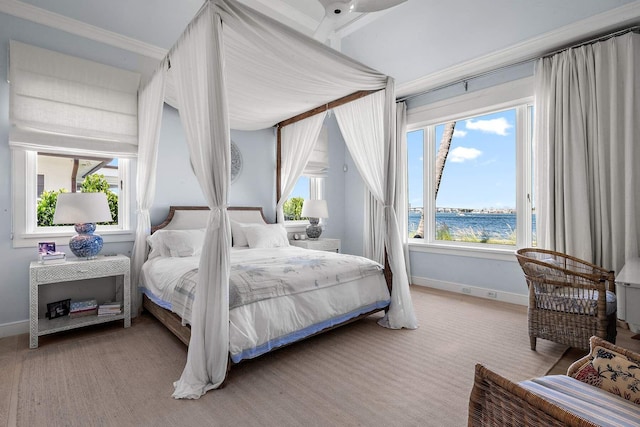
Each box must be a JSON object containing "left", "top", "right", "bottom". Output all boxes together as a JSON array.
[
  {"left": 334, "top": 81, "right": 418, "bottom": 330},
  {"left": 276, "top": 112, "right": 327, "bottom": 223},
  {"left": 395, "top": 102, "right": 412, "bottom": 281},
  {"left": 535, "top": 31, "right": 640, "bottom": 275},
  {"left": 131, "top": 61, "right": 167, "bottom": 315},
  {"left": 170, "top": 4, "right": 232, "bottom": 399}
]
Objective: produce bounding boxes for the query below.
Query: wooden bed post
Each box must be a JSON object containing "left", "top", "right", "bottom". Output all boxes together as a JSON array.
[{"left": 276, "top": 125, "right": 282, "bottom": 204}]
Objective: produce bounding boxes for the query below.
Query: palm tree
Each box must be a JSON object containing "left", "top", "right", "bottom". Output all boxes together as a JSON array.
[{"left": 414, "top": 121, "right": 456, "bottom": 238}]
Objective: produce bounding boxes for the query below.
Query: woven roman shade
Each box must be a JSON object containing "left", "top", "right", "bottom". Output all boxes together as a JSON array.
[{"left": 8, "top": 40, "right": 141, "bottom": 157}]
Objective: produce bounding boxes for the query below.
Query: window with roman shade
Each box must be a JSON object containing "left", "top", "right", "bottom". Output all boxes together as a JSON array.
[
  {"left": 9, "top": 41, "right": 139, "bottom": 248},
  {"left": 282, "top": 126, "right": 329, "bottom": 221},
  {"left": 8, "top": 40, "right": 141, "bottom": 157},
  {"left": 303, "top": 126, "right": 329, "bottom": 178}
]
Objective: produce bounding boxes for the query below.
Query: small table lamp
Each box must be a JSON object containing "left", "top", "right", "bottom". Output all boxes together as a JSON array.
[
  {"left": 53, "top": 192, "right": 113, "bottom": 259},
  {"left": 301, "top": 199, "right": 328, "bottom": 240}
]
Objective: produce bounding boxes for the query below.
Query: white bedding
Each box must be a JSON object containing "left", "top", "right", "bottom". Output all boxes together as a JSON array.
[{"left": 141, "top": 246, "right": 390, "bottom": 362}]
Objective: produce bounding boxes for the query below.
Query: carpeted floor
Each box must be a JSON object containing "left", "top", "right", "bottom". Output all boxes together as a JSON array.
[{"left": 5, "top": 287, "right": 569, "bottom": 427}]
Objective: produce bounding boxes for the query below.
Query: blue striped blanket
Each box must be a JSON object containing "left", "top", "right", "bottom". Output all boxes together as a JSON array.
[{"left": 520, "top": 375, "right": 640, "bottom": 427}]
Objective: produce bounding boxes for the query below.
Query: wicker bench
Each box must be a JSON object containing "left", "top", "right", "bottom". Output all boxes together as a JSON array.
[{"left": 468, "top": 337, "right": 640, "bottom": 426}]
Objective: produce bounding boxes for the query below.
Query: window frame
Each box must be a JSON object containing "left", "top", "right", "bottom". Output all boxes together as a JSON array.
[
  {"left": 11, "top": 150, "right": 134, "bottom": 248},
  {"left": 406, "top": 78, "right": 534, "bottom": 260},
  {"left": 283, "top": 176, "right": 326, "bottom": 234}
]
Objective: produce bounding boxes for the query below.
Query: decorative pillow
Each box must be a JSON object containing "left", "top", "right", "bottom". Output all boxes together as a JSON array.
[
  {"left": 147, "top": 229, "right": 205, "bottom": 258},
  {"left": 230, "top": 220, "right": 249, "bottom": 247},
  {"left": 571, "top": 336, "right": 640, "bottom": 405},
  {"left": 242, "top": 224, "right": 289, "bottom": 249}
]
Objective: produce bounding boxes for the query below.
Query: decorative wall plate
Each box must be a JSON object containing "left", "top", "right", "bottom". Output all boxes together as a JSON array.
[{"left": 231, "top": 141, "right": 242, "bottom": 183}]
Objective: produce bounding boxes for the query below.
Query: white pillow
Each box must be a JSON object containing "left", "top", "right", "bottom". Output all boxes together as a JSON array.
[
  {"left": 243, "top": 224, "right": 290, "bottom": 249},
  {"left": 230, "top": 220, "right": 249, "bottom": 247},
  {"left": 146, "top": 232, "right": 168, "bottom": 259},
  {"left": 147, "top": 229, "right": 205, "bottom": 258}
]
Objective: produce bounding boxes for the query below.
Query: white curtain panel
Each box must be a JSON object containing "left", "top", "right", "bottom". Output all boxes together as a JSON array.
[
  {"left": 363, "top": 191, "right": 385, "bottom": 263},
  {"left": 335, "top": 82, "right": 418, "bottom": 330},
  {"left": 130, "top": 61, "right": 167, "bottom": 315},
  {"left": 276, "top": 112, "right": 327, "bottom": 223},
  {"left": 170, "top": 4, "right": 232, "bottom": 399},
  {"left": 395, "top": 102, "right": 412, "bottom": 281},
  {"left": 535, "top": 32, "right": 640, "bottom": 276}
]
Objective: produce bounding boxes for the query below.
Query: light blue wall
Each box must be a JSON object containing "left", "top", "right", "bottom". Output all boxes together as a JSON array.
[{"left": 151, "top": 105, "right": 277, "bottom": 225}]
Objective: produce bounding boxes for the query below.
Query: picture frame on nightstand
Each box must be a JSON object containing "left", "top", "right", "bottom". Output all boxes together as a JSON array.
[{"left": 45, "top": 299, "right": 71, "bottom": 319}]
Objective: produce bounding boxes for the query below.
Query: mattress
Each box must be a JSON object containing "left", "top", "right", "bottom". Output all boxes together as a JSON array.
[{"left": 141, "top": 246, "right": 390, "bottom": 362}]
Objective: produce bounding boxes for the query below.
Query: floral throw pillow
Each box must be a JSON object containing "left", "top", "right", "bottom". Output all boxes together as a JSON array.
[{"left": 571, "top": 339, "right": 640, "bottom": 405}]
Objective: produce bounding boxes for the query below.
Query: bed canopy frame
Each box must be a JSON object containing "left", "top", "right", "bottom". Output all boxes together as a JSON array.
[{"left": 132, "top": 0, "right": 417, "bottom": 399}]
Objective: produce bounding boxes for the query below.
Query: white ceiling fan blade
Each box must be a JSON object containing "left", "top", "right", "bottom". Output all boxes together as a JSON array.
[
  {"left": 353, "top": 0, "right": 407, "bottom": 13},
  {"left": 314, "top": 15, "right": 337, "bottom": 41}
]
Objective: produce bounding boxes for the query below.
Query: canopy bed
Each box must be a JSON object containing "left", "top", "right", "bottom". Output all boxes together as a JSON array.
[
  {"left": 140, "top": 206, "right": 391, "bottom": 364},
  {"left": 132, "top": 0, "right": 417, "bottom": 399}
]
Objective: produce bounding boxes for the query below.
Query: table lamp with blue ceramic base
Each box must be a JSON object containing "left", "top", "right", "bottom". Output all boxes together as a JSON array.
[
  {"left": 53, "top": 192, "right": 113, "bottom": 259},
  {"left": 301, "top": 199, "right": 329, "bottom": 240}
]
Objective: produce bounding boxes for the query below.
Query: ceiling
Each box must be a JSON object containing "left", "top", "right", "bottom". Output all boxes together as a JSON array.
[
  {"left": 2, "top": 0, "right": 640, "bottom": 95},
  {"left": 12, "top": 0, "right": 385, "bottom": 48}
]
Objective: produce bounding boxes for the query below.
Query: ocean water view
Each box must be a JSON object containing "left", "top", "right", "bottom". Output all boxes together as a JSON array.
[{"left": 408, "top": 211, "right": 536, "bottom": 244}]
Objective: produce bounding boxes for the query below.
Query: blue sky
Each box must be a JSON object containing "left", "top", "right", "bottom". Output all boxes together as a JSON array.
[
  {"left": 408, "top": 109, "right": 516, "bottom": 210},
  {"left": 289, "top": 175, "right": 310, "bottom": 199}
]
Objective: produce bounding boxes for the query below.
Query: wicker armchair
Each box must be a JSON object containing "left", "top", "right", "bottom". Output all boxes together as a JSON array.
[{"left": 515, "top": 248, "right": 617, "bottom": 350}]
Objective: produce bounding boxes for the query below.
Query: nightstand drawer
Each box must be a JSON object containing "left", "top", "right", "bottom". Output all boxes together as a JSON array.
[{"left": 34, "top": 260, "right": 127, "bottom": 284}]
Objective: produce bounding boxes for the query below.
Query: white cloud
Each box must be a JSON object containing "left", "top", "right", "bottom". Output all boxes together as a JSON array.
[
  {"left": 449, "top": 146, "right": 482, "bottom": 163},
  {"left": 453, "top": 129, "right": 467, "bottom": 138},
  {"left": 465, "top": 117, "right": 512, "bottom": 136}
]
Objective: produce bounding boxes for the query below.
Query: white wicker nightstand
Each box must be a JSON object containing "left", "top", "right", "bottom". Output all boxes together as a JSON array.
[
  {"left": 289, "top": 238, "right": 341, "bottom": 253},
  {"left": 29, "top": 254, "right": 131, "bottom": 348}
]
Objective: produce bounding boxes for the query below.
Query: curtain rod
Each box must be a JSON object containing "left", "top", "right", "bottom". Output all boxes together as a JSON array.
[
  {"left": 542, "top": 25, "right": 639, "bottom": 59},
  {"left": 398, "top": 25, "right": 640, "bottom": 103},
  {"left": 396, "top": 57, "right": 534, "bottom": 102}
]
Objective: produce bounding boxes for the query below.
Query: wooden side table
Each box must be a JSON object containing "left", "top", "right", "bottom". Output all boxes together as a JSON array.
[
  {"left": 29, "top": 254, "right": 131, "bottom": 348},
  {"left": 289, "top": 238, "right": 341, "bottom": 253}
]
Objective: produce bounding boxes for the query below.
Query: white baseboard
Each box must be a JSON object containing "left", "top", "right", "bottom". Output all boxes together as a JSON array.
[
  {"left": 411, "top": 276, "right": 527, "bottom": 306},
  {"left": 0, "top": 319, "right": 29, "bottom": 338}
]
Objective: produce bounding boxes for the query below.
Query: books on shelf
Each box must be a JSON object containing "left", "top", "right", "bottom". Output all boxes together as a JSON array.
[
  {"left": 69, "top": 307, "right": 98, "bottom": 318},
  {"left": 69, "top": 299, "right": 98, "bottom": 318},
  {"left": 98, "top": 301, "right": 122, "bottom": 316}
]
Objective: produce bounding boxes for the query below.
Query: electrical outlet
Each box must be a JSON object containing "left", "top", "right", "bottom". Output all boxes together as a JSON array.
[
  {"left": 487, "top": 291, "right": 498, "bottom": 299},
  {"left": 462, "top": 287, "right": 471, "bottom": 294}
]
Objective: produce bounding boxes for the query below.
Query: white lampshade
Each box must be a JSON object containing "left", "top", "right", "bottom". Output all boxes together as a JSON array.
[
  {"left": 301, "top": 199, "right": 329, "bottom": 219},
  {"left": 53, "top": 192, "right": 112, "bottom": 224}
]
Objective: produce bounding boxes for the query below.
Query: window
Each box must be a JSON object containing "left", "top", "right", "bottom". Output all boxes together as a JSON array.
[
  {"left": 12, "top": 150, "right": 131, "bottom": 247},
  {"left": 9, "top": 41, "right": 138, "bottom": 248},
  {"left": 407, "top": 79, "right": 535, "bottom": 250},
  {"left": 283, "top": 176, "right": 325, "bottom": 221},
  {"left": 36, "top": 153, "right": 121, "bottom": 227},
  {"left": 283, "top": 126, "right": 328, "bottom": 222}
]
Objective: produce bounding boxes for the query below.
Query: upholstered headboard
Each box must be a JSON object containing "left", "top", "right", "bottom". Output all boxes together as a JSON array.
[{"left": 151, "top": 206, "right": 268, "bottom": 233}]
